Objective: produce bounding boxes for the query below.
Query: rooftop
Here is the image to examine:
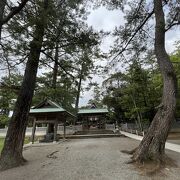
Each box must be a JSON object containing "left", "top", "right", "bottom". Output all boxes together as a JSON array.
[
  {"left": 30, "top": 108, "right": 65, "bottom": 113},
  {"left": 29, "top": 99, "right": 75, "bottom": 117},
  {"left": 78, "top": 108, "right": 109, "bottom": 114}
]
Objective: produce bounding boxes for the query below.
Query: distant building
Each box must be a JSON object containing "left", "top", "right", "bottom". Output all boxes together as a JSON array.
[{"left": 77, "top": 103, "right": 109, "bottom": 130}]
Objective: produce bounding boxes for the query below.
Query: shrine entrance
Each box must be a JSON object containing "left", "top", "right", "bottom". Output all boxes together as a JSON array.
[
  {"left": 29, "top": 99, "right": 75, "bottom": 143},
  {"left": 77, "top": 108, "right": 108, "bottom": 131}
]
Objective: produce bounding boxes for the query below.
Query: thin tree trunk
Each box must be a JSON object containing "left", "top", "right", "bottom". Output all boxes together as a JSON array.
[
  {"left": 75, "top": 64, "right": 84, "bottom": 111},
  {"left": 0, "top": 0, "right": 49, "bottom": 170},
  {"left": 52, "top": 42, "right": 59, "bottom": 89},
  {"left": 47, "top": 41, "right": 59, "bottom": 134},
  {"left": 130, "top": 95, "right": 143, "bottom": 131},
  {"left": 132, "top": 0, "right": 177, "bottom": 163},
  {"left": 75, "top": 72, "right": 83, "bottom": 111},
  {"left": 74, "top": 64, "right": 83, "bottom": 125}
]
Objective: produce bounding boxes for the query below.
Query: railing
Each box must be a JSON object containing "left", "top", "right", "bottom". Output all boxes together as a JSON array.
[{"left": 106, "top": 124, "right": 115, "bottom": 131}]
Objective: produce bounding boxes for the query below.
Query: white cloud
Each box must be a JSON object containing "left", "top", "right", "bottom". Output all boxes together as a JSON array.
[{"left": 87, "top": 7, "right": 124, "bottom": 32}]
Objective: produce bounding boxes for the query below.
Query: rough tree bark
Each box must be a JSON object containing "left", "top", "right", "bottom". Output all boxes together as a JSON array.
[
  {"left": 0, "top": 0, "right": 49, "bottom": 170},
  {"left": 131, "top": 0, "right": 177, "bottom": 163}
]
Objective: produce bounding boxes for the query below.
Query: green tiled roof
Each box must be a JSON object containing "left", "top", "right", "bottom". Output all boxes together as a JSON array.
[
  {"left": 29, "top": 99, "right": 76, "bottom": 117},
  {"left": 78, "top": 108, "right": 108, "bottom": 114},
  {"left": 30, "top": 108, "right": 65, "bottom": 113}
]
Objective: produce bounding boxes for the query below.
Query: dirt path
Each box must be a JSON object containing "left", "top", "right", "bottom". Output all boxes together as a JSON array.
[{"left": 0, "top": 137, "right": 180, "bottom": 180}]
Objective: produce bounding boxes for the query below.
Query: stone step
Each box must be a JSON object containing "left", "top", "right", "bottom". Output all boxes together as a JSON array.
[
  {"left": 65, "top": 134, "right": 124, "bottom": 139},
  {"left": 74, "top": 129, "right": 115, "bottom": 135}
]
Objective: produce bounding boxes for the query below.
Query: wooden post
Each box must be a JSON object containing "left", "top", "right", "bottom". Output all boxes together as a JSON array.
[
  {"left": 46, "top": 124, "right": 49, "bottom": 134},
  {"left": 136, "top": 130, "right": 138, "bottom": 135},
  {"left": 54, "top": 120, "right": 58, "bottom": 142},
  {"left": 31, "top": 117, "right": 36, "bottom": 144},
  {"left": 63, "top": 119, "right": 66, "bottom": 139},
  {"left": 104, "top": 115, "right": 106, "bottom": 129}
]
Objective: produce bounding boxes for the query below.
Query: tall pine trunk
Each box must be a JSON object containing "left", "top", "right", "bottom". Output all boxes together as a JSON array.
[
  {"left": 132, "top": 0, "right": 177, "bottom": 162},
  {"left": 0, "top": 0, "right": 49, "bottom": 170}
]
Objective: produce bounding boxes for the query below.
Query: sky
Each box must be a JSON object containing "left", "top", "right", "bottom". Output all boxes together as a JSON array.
[
  {"left": 79, "top": 7, "right": 126, "bottom": 106},
  {"left": 1, "top": 1, "right": 180, "bottom": 107},
  {"left": 78, "top": 6, "right": 180, "bottom": 106}
]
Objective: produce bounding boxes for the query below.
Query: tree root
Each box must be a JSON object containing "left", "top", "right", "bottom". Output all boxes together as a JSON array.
[
  {"left": 46, "top": 151, "right": 59, "bottom": 159},
  {"left": 121, "top": 147, "right": 138, "bottom": 155},
  {"left": 125, "top": 159, "right": 136, "bottom": 164},
  {"left": 146, "top": 162, "right": 162, "bottom": 176},
  {"left": 129, "top": 154, "right": 177, "bottom": 176},
  {"left": 0, "top": 156, "right": 27, "bottom": 171}
]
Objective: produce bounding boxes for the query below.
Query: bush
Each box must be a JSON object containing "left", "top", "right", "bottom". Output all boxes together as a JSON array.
[{"left": 0, "top": 115, "right": 9, "bottom": 128}]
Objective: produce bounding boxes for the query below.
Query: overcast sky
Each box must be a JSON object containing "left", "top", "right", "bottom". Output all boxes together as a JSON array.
[
  {"left": 79, "top": 6, "right": 180, "bottom": 106},
  {"left": 3, "top": 1, "right": 180, "bottom": 107}
]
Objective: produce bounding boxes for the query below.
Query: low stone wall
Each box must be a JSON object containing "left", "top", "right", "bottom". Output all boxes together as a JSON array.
[{"left": 0, "top": 124, "right": 116, "bottom": 137}]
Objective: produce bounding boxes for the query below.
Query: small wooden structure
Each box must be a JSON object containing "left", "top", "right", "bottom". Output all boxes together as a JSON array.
[
  {"left": 78, "top": 108, "right": 109, "bottom": 130},
  {"left": 29, "top": 99, "right": 75, "bottom": 143}
]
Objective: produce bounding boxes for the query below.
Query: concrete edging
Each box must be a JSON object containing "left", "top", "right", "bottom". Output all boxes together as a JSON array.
[{"left": 120, "top": 131, "right": 180, "bottom": 153}]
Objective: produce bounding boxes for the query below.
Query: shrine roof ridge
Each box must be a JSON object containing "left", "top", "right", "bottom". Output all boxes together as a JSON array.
[
  {"left": 78, "top": 108, "right": 109, "bottom": 114},
  {"left": 30, "top": 108, "right": 65, "bottom": 113}
]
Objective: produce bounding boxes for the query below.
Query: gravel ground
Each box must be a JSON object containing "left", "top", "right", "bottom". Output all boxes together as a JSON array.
[{"left": 0, "top": 137, "right": 180, "bottom": 180}]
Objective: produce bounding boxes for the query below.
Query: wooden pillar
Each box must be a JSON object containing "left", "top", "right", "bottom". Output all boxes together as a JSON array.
[
  {"left": 31, "top": 117, "right": 36, "bottom": 144},
  {"left": 87, "top": 116, "right": 89, "bottom": 130},
  {"left": 98, "top": 115, "right": 100, "bottom": 129},
  {"left": 53, "top": 120, "right": 58, "bottom": 142},
  {"left": 63, "top": 119, "right": 66, "bottom": 139},
  {"left": 46, "top": 124, "right": 49, "bottom": 134}
]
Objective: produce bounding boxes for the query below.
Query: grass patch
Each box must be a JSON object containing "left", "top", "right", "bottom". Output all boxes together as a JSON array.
[
  {"left": 24, "top": 137, "right": 31, "bottom": 145},
  {"left": 0, "top": 137, "right": 31, "bottom": 153},
  {"left": 0, "top": 138, "right": 5, "bottom": 153}
]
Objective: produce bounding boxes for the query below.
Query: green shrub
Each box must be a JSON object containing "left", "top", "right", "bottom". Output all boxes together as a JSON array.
[{"left": 0, "top": 115, "right": 9, "bottom": 128}]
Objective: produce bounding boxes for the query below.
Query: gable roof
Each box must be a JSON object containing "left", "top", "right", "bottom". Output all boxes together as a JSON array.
[
  {"left": 32, "top": 99, "right": 62, "bottom": 109},
  {"left": 30, "top": 99, "right": 75, "bottom": 117},
  {"left": 30, "top": 108, "right": 65, "bottom": 113}
]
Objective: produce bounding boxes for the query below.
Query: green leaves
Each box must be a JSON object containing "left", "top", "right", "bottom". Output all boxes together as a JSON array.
[
  {"left": 102, "top": 58, "right": 163, "bottom": 125},
  {"left": 0, "top": 115, "right": 9, "bottom": 128}
]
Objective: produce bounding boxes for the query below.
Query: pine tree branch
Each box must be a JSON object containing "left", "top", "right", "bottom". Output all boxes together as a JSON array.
[
  {"left": 112, "top": 9, "right": 154, "bottom": 61},
  {"left": 0, "top": 82, "right": 21, "bottom": 91},
  {"left": 1, "top": 0, "right": 29, "bottom": 26},
  {"left": 40, "top": 50, "right": 77, "bottom": 80},
  {"left": 165, "top": 12, "right": 180, "bottom": 32}
]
